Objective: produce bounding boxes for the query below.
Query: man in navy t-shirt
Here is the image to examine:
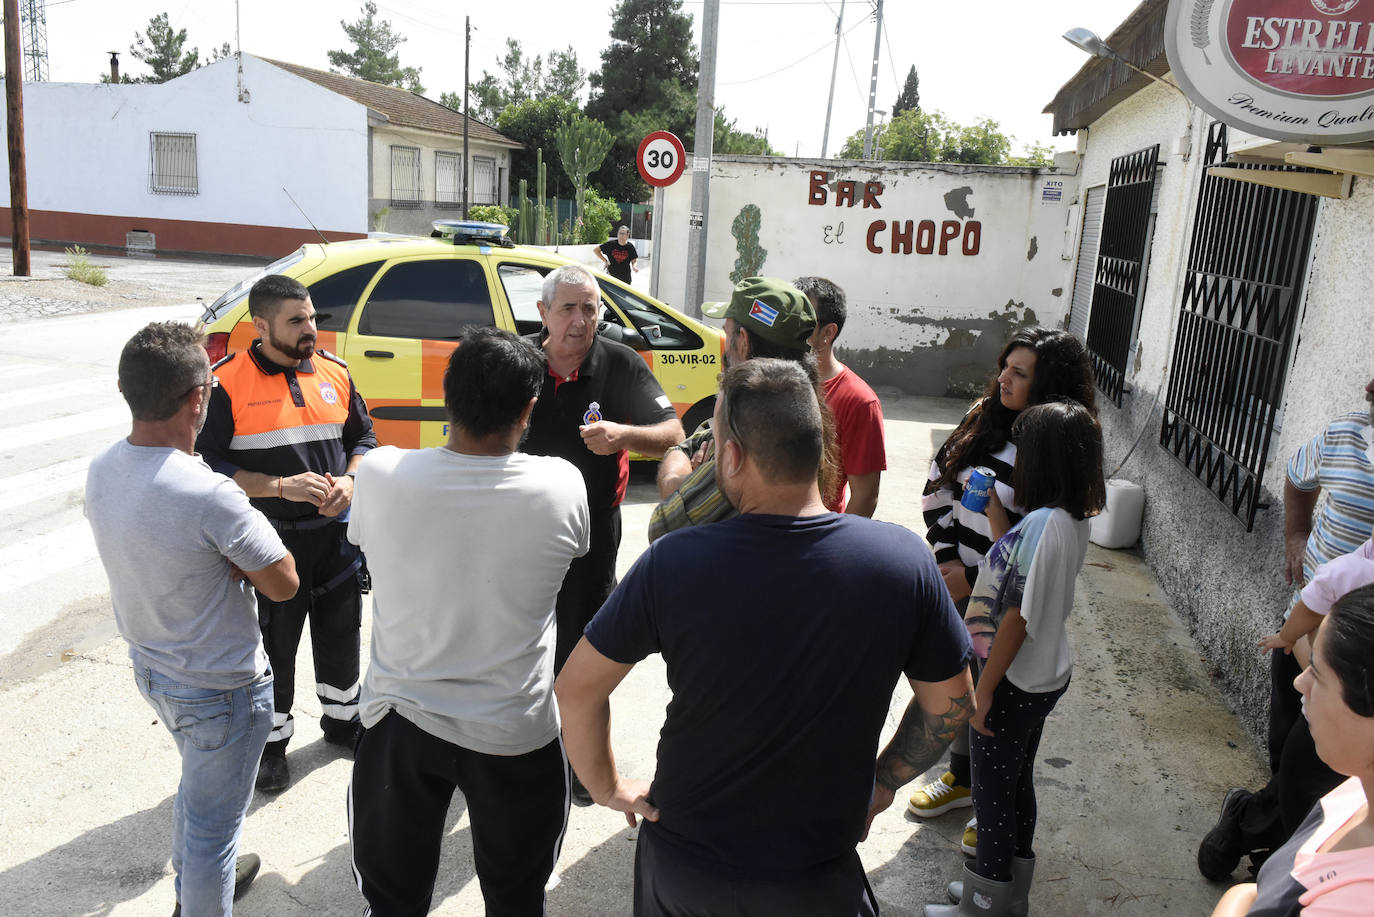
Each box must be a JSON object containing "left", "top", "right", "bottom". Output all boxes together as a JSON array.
[{"left": 557, "top": 358, "right": 975, "bottom": 915}]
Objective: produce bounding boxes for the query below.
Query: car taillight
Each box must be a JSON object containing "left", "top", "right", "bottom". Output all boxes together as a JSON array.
[{"left": 204, "top": 332, "right": 229, "bottom": 365}]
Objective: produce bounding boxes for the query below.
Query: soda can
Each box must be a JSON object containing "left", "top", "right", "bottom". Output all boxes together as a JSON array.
[{"left": 960, "top": 466, "right": 997, "bottom": 513}]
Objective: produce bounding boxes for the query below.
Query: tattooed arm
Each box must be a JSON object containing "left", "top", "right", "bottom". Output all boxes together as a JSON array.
[{"left": 863, "top": 668, "right": 975, "bottom": 839}]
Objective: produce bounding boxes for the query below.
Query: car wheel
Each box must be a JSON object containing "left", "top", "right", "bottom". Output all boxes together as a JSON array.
[{"left": 680, "top": 395, "right": 716, "bottom": 439}]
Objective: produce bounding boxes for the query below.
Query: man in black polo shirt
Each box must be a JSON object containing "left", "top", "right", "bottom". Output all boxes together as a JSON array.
[{"left": 523, "top": 264, "right": 683, "bottom": 686}]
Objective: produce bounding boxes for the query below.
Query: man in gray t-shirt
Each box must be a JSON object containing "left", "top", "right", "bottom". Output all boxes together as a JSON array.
[{"left": 85, "top": 322, "right": 297, "bottom": 916}]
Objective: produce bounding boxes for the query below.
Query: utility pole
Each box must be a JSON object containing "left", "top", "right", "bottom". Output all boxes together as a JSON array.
[
  {"left": 820, "top": 0, "right": 845, "bottom": 159},
  {"left": 683, "top": 0, "right": 719, "bottom": 318},
  {"left": 5, "top": 0, "right": 31, "bottom": 276},
  {"left": 861, "top": 0, "right": 884, "bottom": 160},
  {"left": 462, "top": 16, "right": 470, "bottom": 218}
]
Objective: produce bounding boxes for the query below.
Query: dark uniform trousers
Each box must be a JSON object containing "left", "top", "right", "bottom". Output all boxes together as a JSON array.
[
  {"left": 553, "top": 505, "right": 621, "bottom": 674},
  {"left": 260, "top": 518, "right": 363, "bottom": 750}
]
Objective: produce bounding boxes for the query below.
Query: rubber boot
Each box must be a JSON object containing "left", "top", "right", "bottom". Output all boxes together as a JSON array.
[
  {"left": 947, "top": 855, "right": 1034, "bottom": 915},
  {"left": 925, "top": 863, "right": 1015, "bottom": 916}
]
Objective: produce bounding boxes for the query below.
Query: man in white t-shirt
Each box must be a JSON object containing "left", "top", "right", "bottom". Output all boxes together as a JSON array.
[{"left": 346, "top": 327, "right": 590, "bottom": 915}]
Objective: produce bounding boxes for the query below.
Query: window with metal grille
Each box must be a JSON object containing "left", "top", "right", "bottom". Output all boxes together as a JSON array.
[
  {"left": 149, "top": 132, "right": 198, "bottom": 195},
  {"left": 473, "top": 156, "right": 496, "bottom": 205},
  {"left": 1158, "top": 122, "right": 1320, "bottom": 531},
  {"left": 436, "top": 152, "right": 462, "bottom": 208},
  {"left": 390, "top": 146, "right": 422, "bottom": 208},
  {"left": 1085, "top": 144, "right": 1160, "bottom": 406}
]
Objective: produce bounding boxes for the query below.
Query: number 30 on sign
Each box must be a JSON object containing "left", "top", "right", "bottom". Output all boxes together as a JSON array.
[{"left": 637, "top": 131, "right": 687, "bottom": 187}]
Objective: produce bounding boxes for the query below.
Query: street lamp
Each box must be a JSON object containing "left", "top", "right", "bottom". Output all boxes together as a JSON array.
[
  {"left": 1062, "top": 27, "right": 1188, "bottom": 100},
  {"left": 872, "top": 109, "right": 888, "bottom": 161}
]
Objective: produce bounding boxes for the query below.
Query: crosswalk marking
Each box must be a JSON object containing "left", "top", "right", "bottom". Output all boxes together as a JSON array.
[
  {"left": 0, "top": 363, "right": 51, "bottom": 382},
  {"left": 9, "top": 406, "right": 129, "bottom": 451},
  {"left": 0, "top": 521, "right": 100, "bottom": 598},
  {"left": 0, "top": 375, "right": 118, "bottom": 411},
  {"left": 0, "top": 457, "right": 93, "bottom": 513}
]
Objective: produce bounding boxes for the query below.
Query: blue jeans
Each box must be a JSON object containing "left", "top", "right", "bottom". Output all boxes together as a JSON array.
[{"left": 135, "top": 666, "right": 273, "bottom": 916}]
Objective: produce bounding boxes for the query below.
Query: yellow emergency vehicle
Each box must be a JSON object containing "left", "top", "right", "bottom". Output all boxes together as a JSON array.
[{"left": 196, "top": 222, "right": 724, "bottom": 450}]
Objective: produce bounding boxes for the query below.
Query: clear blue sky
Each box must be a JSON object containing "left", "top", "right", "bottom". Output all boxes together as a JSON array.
[{"left": 40, "top": 0, "right": 1146, "bottom": 158}]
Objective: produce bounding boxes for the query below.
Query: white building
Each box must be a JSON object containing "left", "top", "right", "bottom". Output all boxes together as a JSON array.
[
  {"left": 0, "top": 54, "right": 519, "bottom": 258},
  {"left": 1045, "top": 0, "right": 1374, "bottom": 736}
]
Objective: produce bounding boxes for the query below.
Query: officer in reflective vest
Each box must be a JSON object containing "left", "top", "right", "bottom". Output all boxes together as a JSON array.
[{"left": 197, "top": 274, "right": 377, "bottom": 793}]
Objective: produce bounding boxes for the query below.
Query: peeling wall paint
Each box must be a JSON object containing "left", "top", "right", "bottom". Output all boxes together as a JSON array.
[{"left": 657, "top": 156, "right": 1074, "bottom": 396}]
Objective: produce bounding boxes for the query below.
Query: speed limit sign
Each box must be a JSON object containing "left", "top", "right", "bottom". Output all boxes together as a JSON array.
[{"left": 637, "top": 131, "right": 687, "bottom": 187}]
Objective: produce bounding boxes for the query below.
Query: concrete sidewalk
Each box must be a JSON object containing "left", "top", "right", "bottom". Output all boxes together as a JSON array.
[{"left": 0, "top": 392, "right": 1267, "bottom": 916}]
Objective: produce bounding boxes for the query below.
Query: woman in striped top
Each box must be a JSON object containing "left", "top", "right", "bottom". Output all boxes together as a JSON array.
[{"left": 908, "top": 327, "right": 1097, "bottom": 828}]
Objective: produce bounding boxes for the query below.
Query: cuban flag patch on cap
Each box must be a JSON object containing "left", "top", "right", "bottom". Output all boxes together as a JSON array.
[{"left": 749, "top": 299, "right": 779, "bottom": 327}]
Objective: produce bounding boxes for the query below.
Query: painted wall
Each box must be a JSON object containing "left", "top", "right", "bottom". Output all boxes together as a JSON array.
[
  {"left": 0, "top": 55, "right": 368, "bottom": 256},
  {"left": 1072, "top": 76, "right": 1374, "bottom": 742},
  {"left": 656, "top": 156, "right": 1076, "bottom": 397},
  {"left": 367, "top": 124, "right": 513, "bottom": 237}
]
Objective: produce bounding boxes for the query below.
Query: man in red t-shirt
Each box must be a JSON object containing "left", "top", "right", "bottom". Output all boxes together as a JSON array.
[{"left": 796, "top": 277, "right": 886, "bottom": 517}]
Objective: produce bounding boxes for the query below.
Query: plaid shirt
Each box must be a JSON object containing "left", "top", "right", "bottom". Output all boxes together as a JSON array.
[{"left": 647, "top": 421, "right": 738, "bottom": 542}]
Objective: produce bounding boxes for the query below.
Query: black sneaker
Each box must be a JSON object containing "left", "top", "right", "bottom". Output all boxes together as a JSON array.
[
  {"left": 172, "top": 854, "right": 260, "bottom": 914},
  {"left": 1198, "top": 787, "right": 1251, "bottom": 880},
  {"left": 322, "top": 720, "right": 365, "bottom": 756},
  {"left": 570, "top": 772, "right": 594, "bottom": 807},
  {"left": 255, "top": 747, "right": 290, "bottom": 793}
]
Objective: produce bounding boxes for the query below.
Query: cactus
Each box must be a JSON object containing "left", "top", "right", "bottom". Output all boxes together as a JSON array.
[
  {"left": 554, "top": 115, "right": 614, "bottom": 243},
  {"left": 536, "top": 150, "right": 548, "bottom": 245},
  {"left": 517, "top": 179, "right": 531, "bottom": 244},
  {"left": 730, "top": 204, "right": 767, "bottom": 283}
]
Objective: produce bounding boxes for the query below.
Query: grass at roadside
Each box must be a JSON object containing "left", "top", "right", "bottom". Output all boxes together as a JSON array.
[{"left": 63, "top": 246, "right": 108, "bottom": 287}]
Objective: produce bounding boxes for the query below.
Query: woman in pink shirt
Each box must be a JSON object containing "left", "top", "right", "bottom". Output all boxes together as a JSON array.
[{"left": 1212, "top": 584, "right": 1374, "bottom": 916}]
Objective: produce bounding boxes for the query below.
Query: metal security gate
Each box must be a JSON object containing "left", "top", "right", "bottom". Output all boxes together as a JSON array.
[
  {"left": 1158, "top": 123, "right": 1320, "bottom": 530},
  {"left": 1086, "top": 144, "right": 1160, "bottom": 406},
  {"left": 1068, "top": 185, "right": 1105, "bottom": 343}
]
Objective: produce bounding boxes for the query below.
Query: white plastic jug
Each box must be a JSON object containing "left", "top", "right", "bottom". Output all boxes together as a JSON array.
[{"left": 1089, "top": 478, "right": 1144, "bottom": 549}]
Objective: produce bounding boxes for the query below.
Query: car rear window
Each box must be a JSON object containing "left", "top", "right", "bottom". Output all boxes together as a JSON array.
[{"left": 358, "top": 260, "right": 496, "bottom": 340}]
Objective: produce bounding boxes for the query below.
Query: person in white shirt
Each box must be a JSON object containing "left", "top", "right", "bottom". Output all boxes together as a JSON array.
[{"left": 346, "top": 327, "right": 589, "bottom": 916}]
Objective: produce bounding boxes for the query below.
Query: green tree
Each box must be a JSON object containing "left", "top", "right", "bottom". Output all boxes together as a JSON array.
[
  {"left": 893, "top": 66, "right": 920, "bottom": 116},
  {"left": 840, "top": 109, "right": 1015, "bottom": 165},
  {"left": 544, "top": 47, "right": 587, "bottom": 102},
  {"left": 586, "top": 0, "right": 699, "bottom": 201},
  {"left": 714, "top": 109, "right": 778, "bottom": 156},
  {"left": 328, "top": 2, "right": 424, "bottom": 93},
  {"left": 467, "top": 41, "right": 586, "bottom": 124},
  {"left": 496, "top": 97, "right": 583, "bottom": 195},
  {"left": 1008, "top": 142, "right": 1056, "bottom": 168},
  {"left": 128, "top": 12, "right": 199, "bottom": 83},
  {"left": 209, "top": 42, "right": 234, "bottom": 63}
]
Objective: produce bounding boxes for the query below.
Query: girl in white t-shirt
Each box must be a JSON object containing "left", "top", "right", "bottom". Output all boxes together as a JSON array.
[{"left": 926, "top": 400, "right": 1105, "bottom": 917}]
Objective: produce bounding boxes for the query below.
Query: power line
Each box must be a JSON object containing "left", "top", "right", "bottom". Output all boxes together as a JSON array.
[
  {"left": 881, "top": 16, "right": 900, "bottom": 96},
  {"left": 719, "top": 16, "right": 866, "bottom": 86}
]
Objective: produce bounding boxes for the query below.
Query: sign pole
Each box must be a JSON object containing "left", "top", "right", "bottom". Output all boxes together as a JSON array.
[{"left": 650, "top": 185, "right": 664, "bottom": 301}]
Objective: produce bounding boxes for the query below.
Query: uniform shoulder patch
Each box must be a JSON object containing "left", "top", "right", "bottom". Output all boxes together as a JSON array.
[{"left": 317, "top": 349, "right": 348, "bottom": 368}]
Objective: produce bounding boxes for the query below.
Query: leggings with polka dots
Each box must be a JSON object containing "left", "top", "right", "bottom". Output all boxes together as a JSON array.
[{"left": 969, "top": 677, "right": 1069, "bottom": 882}]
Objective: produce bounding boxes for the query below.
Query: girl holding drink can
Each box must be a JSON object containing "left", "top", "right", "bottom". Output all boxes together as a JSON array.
[
  {"left": 908, "top": 329, "right": 1097, "bottom": 846},
  {"left": 926, "top": 399, "right": 1105, "bottom": 917}
]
